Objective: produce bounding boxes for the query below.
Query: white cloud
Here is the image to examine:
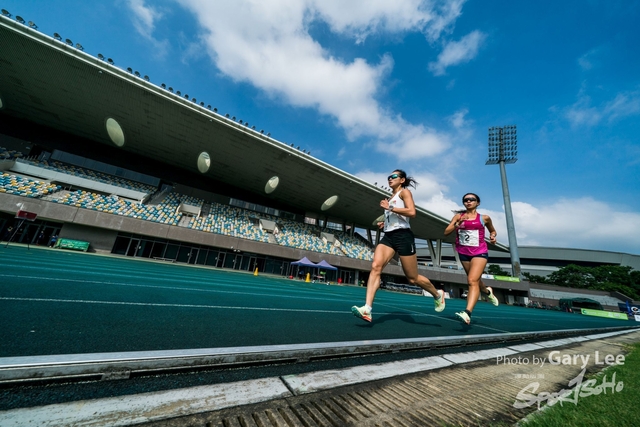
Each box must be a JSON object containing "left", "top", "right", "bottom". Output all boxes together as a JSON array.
[
  {"left": 175, "top": 0, "right": 468, "bottom": 159},
  {"left": 126, "top": 0, "right": 169, "bottom": 56},
  {"left": 127, "top": 0, "right": 161, "bottom": 38},
  {"left": 312, "top": 0, "right": 466, "bottom": 43},
  {"left": 603, "top": 91, "right": 640, "bottom": 122},
  {"left": 497, "top": 199, "right": 639, "bottom": 254},
  {"left": 565, "top": 90, "right": 640, "bottom": 127},
  {"left": 448, "top": 108, "right": 468, "bottom": 129},
  {"left": 428, "top": 30, "right": 486, "bottom": 76},
  {"left": 578, "top": 52, "right": 594, "bottom": 70},
  {"left": 578, "top": 47, "right": 603, "bottom": 71},
  {"left": 564, "top": 95, "right": 602, "bottom": 127}
]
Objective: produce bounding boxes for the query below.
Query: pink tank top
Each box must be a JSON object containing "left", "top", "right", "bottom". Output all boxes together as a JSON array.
[{"left": 455, "top": 213, "right": 488, "bottom": 256}]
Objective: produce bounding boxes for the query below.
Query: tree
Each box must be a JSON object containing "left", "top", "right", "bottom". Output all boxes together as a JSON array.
[
  {"left": 487, "top": 264, "right": 509, "bottom": 276},
  {"left": 522, "top": 272, "right": 548, "bottom": 284},
  {"left": 547, "top": 264, "right": 594, "bottom": 289},
  {"left": 547, "top": 264, "right": 639, "bottom": 299},
  {"left": 591, "top": 265, "right": 633, "bottom": 287}
]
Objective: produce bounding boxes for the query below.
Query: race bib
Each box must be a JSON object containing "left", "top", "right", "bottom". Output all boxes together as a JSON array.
[{"left": 458, "top": 229, "right": 479, "bottom": 247}]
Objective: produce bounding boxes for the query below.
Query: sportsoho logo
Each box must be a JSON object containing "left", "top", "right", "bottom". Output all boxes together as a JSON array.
[{"left": 494, "top": 351, "right": 625, "bottom": 409}]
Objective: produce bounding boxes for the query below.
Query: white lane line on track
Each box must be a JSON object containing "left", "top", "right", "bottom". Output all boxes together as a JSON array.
[
  {"left": 0, "top": 274, "right": 351, "bottom": 304},
  {"left": 0, "top": 297, "right": 443, "bottom": 320},
  {"left": 1, "top": 274, "right": 444, "bottom": 319}
]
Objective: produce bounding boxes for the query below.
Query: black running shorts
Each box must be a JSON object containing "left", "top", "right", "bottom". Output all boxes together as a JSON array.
[{"left": 379, "top": 228, "right": 416, "bottom": 256}]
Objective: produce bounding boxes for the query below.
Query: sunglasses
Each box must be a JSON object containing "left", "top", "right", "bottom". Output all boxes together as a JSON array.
[
  {"left": 387, "top": 173, "right": 401, "bottom": 180},
  {"left": 463, "top": 198, "right": 477, "bottom": 203}
]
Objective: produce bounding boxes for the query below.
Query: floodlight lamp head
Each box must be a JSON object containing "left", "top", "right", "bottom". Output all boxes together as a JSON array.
[
  {"left": 75, "top": 43, "right": 83, "bottom": 51},
  {"left": 107, "top": 58, "right": 114, "bottom": 64},
  {"left": 28, "top": 21, "right": 37, "bottom": 29},
  {"left": 143, "top": 75, "right": 149, "bottom": 81},
  {"left": 127, "top": 67, "right": 133, "bottom": 73},
  {"left": 176, "top": 90, "right": 181, "bottom": 95},
  {"left": 16, "top": 15, "right": 25, "bottom": 24},
  {"left": 65, "top": 38, "right": 73, "bottom": 46},
  {"left": 200, "top": 101, "right": 204, "bottom": 106},
  {"left": 53, "top": 33, "right": 62, "bottom": 40},
  {"left": 98, "top": 53, "right": 105, "bottom": 60},
  {"left": 161, "top": 83, "right": 166, "bottom": 89},
  {"left": 134, "top": 71, "right": 140, "bottom": 77},
  {"left": 1, "top": 9, "right": 11, "bottom": 17}
]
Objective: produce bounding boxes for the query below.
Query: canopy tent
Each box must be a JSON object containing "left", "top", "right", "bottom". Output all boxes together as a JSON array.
[
  {"left": 316, "top": 260, "right": 337, "bottom": 270},
  {"left": 290, "top": 257, "right": 318, "bottom": 267}
]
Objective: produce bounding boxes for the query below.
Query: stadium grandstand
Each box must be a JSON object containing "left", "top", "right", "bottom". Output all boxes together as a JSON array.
[{"left": 0, "top": 13, "right": 638, "bottom": 313}]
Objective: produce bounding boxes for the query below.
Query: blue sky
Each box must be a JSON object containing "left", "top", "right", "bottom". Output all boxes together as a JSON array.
[{"left": 3, "top": 0, "right": 640, "bottom": 255}]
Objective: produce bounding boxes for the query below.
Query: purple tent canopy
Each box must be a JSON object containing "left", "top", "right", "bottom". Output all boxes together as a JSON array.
[
  {"left": 316, "top": 260, "right": 337, "bottom": 270},
  {"left": 290, "top": 257, "right": 318, "bottom": 267}
]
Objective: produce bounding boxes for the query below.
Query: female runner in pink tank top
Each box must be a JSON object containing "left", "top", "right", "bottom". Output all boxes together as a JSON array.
[{"left": 444, "top": 193, "right": 499, "bottom": 325}]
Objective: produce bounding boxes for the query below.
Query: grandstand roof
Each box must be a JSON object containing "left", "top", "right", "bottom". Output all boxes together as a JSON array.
[{"left": 0, "top": 17, "right": 508, "bottom": 251}]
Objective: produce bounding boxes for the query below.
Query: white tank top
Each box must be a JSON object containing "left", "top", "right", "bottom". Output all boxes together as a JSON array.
[{"left": 384, "top": 190, "right": 410, "bottom": 232}]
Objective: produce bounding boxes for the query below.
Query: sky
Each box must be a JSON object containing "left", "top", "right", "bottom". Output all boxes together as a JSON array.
[{"left": 3, "top": 0, "right": 640, "bottom": 255}]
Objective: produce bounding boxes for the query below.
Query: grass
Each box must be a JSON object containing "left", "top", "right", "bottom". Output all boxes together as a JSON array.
[{"left": 517, "top": 342, "right": 640, "bottom": 427}]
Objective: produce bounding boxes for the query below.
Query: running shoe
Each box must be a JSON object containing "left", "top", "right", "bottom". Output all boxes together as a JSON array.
[
  {"left": 434, "top": 289, "right": 446, "bottom": 312},
  {"left": 351, "top": 305, "right": 372, "bottom": 322},
  {"left": 486, "top": 287, "right": 499, "bottom": 306},
  {"left": 455, "top": 311, "right": 471, "bottom": 325}
]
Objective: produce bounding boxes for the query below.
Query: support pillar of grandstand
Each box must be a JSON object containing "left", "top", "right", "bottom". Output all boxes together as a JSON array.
[
  {"left": 426, "top": 239, "right": 442, "bottom": 268},
  {"left": 453, "top": 250, "right": 462, "bottom": 269}
]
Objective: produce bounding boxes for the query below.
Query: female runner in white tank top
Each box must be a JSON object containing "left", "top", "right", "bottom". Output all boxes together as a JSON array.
[{"left": 352, "top": 169, "right": 446, "bottom": 323}]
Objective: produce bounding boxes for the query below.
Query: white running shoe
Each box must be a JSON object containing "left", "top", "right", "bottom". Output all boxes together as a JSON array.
[
  {"left": 486, "top": 287, "right": 499, "bottom": 306},
  {"left": 351, "top": 305, "right": 372, "bottom": 322},
  {"left": 434, "top": 289, "right": 446, "bottom": 312},
  {"left": 455, "top": 311, "right": 471, "bottom": 325}
]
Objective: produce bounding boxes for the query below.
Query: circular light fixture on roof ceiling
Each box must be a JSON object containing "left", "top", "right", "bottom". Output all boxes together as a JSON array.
[
  {"left": 321, "top": 195, "right": 339, "bottom": 211},
  {"left": 265, "top": 176, "right": 279, "bottom": 194},
  {"left": 105, "top": 117, "right": 125, "bottom": 147},
  {"left": 197, "top": 152, "right": 211, "bottom": 173}
]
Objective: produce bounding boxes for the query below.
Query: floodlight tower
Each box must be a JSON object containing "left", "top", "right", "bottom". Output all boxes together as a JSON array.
[{"left": 486, "top": 125, "right": 521, "bottom": 279}]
